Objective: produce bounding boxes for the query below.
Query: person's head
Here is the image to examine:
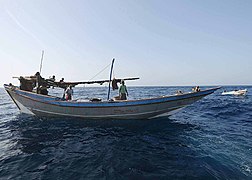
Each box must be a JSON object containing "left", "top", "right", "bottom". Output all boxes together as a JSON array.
[{"left": 121, "top": 80, "right": 125, "bottom": 85}]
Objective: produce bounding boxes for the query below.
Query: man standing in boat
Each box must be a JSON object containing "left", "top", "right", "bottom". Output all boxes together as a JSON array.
[
  {"left": 33, "top": 72, "right": 43, "bottom": 93},
  {"left": 119, "top": 80, "right": 128, "bottom": 100}
]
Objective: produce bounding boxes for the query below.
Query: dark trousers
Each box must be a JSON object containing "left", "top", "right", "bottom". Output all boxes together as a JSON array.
[{"left": 120, "top": 93, "right": 127, "bottom": 100}]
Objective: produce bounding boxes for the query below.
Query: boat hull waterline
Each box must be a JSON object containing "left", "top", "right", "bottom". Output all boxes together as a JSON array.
[{"left": 4, "top": 85, "right": 220, "bottom": 119}]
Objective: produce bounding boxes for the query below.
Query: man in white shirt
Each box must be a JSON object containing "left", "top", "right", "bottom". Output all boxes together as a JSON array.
[{"left": 65, "top": 85, "right": 73, "bottom": 100}]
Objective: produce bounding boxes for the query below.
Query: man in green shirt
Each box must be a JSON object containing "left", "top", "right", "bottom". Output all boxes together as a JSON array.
[{"left": 119, "top": 80, "right": 128, "bottom": 100}]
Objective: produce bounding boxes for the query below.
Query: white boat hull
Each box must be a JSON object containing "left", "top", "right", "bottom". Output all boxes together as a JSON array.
[{"left": 222, "top": 89, "right": 247, "bottom": 96}]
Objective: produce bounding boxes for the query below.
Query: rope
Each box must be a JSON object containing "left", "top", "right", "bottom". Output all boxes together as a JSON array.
[{"left": 89, "top": 63, "right": 111, "bottom": 80}]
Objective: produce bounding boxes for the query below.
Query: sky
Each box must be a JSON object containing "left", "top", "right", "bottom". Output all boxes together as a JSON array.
[{"left": 0, "top": 0, "right": 252, "bottom": 87}]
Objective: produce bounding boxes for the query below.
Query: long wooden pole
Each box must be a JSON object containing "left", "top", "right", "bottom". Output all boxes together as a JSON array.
[
  {"left": 39, "top": 50, "right": 44, "bottom": 75},
  {"left": 107, "top": 58, "right": 115, "bottom": 100}
]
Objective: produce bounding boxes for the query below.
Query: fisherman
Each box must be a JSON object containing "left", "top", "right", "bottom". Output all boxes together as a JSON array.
[
  {"left": 19, "top": 76, "right": 28, "bottom": 91},
  {"left": 192, "top": 86, "right": 200, "bottom": 92},
  {"left": 49, "top": 75, "right": 55, "bottom": 82},
  {"left": 59, "top": 78, "right": 67, "bottom": 99},
  {"left": 46, "top": 75, "right": 56, "bottom": 89},
  {"left": 35, "top": 72, "right": 42, "bottom": 85},
  {"left": 119, "top": 80, "right": 128, "bottom": 100},
  {"left": 39, "top": 85, "right": 48, "bottom": 95},
  {"left": 19, "top": 76, "right": 33, "bottom": 92},
  {"left": 65, "top": 85, "right": 73, "bottom": 101},
  {"left": 33, "top": 72, "right": 43, "bottom": 93},
  {"left": 60, "top": 78, "right": 64, "bottom": 83},
  {"left": 176, "top": 90, "right": 183, "bottom": 95}
]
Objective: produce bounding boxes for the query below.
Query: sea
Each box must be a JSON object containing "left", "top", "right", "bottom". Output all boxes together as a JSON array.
[{"left": 0, "top": 86, "right": 251, "bottom": 180}]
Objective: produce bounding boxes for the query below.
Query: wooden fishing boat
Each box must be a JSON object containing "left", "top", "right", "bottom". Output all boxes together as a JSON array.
[
  {"left": 4, "top": 59, "right": 220, "bottom": 119},
  {"left": 4, "top": 84, "right": 220, "bottom": 119}
]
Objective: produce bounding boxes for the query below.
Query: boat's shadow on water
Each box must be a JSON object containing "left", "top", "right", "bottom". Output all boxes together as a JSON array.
[
  {"left": 11, "top": 114, "right": 197, "bottom": 146},
  {"left": 13, "top": 113, "right": 197, "bottom": 133},
  {"left": 10, "top": 113, "right": 198, "bottom": 156}
]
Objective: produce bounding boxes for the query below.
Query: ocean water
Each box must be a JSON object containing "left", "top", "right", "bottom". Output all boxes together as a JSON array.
[{"left": 0, "top": 86, "right": 252, "bottom": 179}]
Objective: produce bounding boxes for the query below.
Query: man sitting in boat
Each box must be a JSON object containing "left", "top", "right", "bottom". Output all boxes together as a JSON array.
[
  {"left": 60, "top": 78, "right": 64, "bottom": 83},
  {"left": 65, "top": 85, "right": 73, "bottom": 101},
  {"left": 19, "top": 76, "right": 34, "bottom": 92},
  {"left": 28, "top": 72, "right": 45, "bottom": 93},
  {"left": 119, "top": 80, "right": 128, "bottom": 100},
  {"left": 192, "top": 86, "right": 200, "bottom": 92},
  {"left": 38, "top": 84, "right": 49, "bottom": 95}
]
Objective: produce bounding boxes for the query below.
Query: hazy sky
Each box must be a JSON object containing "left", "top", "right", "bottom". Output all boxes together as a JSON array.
[{"left": 0, "top": 0, "right": 251, "bottom": 86}]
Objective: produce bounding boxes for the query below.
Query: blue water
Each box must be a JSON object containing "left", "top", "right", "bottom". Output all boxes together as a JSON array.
[{"left": 0, "top": 86, "right": 252, "bottom": 179}]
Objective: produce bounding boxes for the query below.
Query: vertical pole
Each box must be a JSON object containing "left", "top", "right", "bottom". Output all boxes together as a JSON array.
[
  {"left": 39, "top": 50, "right": 44, "bottom": 75},
  {"left": 107, "top": 58, "right": 115, "bottom": 100}
]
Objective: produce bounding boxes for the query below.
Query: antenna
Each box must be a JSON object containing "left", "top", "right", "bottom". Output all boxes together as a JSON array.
[{"left": 39, "top": 50, "right": 44, "bottom": 74}]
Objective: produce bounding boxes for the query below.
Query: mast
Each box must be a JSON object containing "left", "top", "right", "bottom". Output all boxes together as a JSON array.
[
  {"left": 107, "top": 58, "right": 115, "bottom": 100},
  {"left": 39, "top": 50, "right": 44, "bottom": 75}
]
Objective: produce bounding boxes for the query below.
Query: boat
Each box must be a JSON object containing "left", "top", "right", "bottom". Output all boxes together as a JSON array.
[
  {"left": 4, "top": 59, "right": 220, "bottom": 120},
  {"left": 4, "top": 83, "right": 220, "bottom": 119},
  {"left": 221, "top": 89, "right": 247, "bottom": 96}
]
